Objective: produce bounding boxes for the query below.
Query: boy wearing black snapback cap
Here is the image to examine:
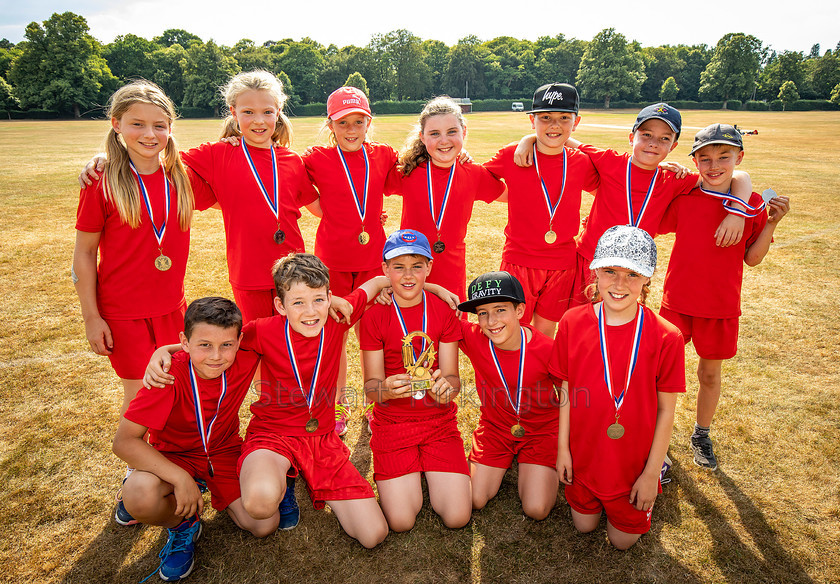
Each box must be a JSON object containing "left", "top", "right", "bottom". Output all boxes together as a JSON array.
[{"left": 457, "top": 271, "right": 564, "bottom": 520}]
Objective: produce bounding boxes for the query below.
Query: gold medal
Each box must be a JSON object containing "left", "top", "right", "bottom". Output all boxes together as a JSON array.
[
  {"left": 607, "top": 422, "right": 625, "bottom": 439},
  {"left": 358, "top": 230, "right": 370, "bottom": 245},
  {"left": 155, "top": 254, "right": 172, "bottom": 271},
  {"left": 433, "top": 240, "right": 446, "bottom": 254},
  {"left": 511, "top": 424, "right": 525, "bottom": 438},
  {"left": 305, "top": 418, "right": 319, "bottom": 433},
  {"left": 274, "top": 229, "right": 285, "bottom": 245},
  {"left": 544, "top": 230, "right": 557, "bottom": 244}
]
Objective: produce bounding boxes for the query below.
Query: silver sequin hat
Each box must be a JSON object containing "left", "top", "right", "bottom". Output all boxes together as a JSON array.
[{"left": 589, "top": 225, "right": 657, "bottom": 278}]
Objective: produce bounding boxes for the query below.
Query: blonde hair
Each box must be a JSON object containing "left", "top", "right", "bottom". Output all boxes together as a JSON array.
[
  {"left": 320, "top": 117, "right": 375, "bottom": 148},
  {"left": 104, "top": 80, "right": 193, "bottom": 230},
  {"left": 399, "top": 96, "right": 466, "bottom": 176},
  {"left": 221, "top": 70, "right": 292, "bottom": 148}
]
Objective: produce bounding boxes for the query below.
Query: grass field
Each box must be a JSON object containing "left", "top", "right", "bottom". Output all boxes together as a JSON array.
[{"left": 0, "top": 110, "right": 838, "bottom": 584}]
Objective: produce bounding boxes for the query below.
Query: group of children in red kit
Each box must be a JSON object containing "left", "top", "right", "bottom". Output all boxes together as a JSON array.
[{"left": 74, "top": 71, "right": 789, "bottom": 580}]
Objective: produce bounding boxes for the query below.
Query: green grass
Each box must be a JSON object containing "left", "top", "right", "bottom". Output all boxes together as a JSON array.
[{"left": 0, "top": 110, "right": 838, "bottom": 583}]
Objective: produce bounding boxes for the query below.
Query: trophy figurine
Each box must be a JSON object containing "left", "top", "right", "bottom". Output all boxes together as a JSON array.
[{"left": 401, "top": 331, "right": 437, "bottom": 400}]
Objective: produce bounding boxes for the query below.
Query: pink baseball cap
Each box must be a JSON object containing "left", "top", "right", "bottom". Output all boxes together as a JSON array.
[{"left": 327, "top": 86, "right": 371, "bottom": 120}]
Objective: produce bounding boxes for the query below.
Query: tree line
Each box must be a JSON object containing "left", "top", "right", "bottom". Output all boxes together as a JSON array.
[{"left": 1, "top": 12, "right": 839, "bottom": 118}]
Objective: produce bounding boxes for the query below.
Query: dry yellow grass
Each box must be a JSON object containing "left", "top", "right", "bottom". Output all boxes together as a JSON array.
[{"left": 0, "top": 110, "right": 838, "bottom": 583}]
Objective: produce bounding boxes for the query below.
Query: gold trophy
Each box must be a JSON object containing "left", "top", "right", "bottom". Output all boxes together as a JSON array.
[{"left": 402, "top": 331, "right": 436, "bottom": 400}]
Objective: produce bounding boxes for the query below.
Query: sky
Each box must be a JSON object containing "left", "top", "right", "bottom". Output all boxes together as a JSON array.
[{"left": 1, "top": 0, "right": 838, "bottom": 56}]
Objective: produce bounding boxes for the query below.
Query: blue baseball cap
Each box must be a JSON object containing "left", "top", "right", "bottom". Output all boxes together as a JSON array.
[
  {"left": 383, "top": 229, "right": 432, "bottom": 261},
  {"left": 633, "top": 103, "right": 682, "bottom": 138}
]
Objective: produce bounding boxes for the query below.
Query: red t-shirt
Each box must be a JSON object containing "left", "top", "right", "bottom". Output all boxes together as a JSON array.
[
  {"left": 358, "top": 293, "right": 463, "bottom": 421},
  {"left": 124, "top": 349, "right": 261, "bottom": 454},
  {"left": 550, "top": 304, "right": 685, "bottom": 499},
  {"left": 241, "top": 289, "right": 368, "bottom": 436},
  {"left": 459, "top": 322, "right": 559, "bottom": 434},
  {"left": 484, "top": 144, "right": 599, "bottom": 270},
  {"left": 75, "top": 167, "right": 207, "bottom": 319},
  {"left": 659, "top": 189, "right": 768, "bottom": 318},
  {"left": 390, "top": 161, "right": 505, "bottom": 301},
  {"left": 181, "top": 142, "right": 319, "bottom": 290},
  {"left": 304, "top": 142, "right": 398, "bottom": 272},
  {"left": 575, "top": 145, "right": 699, "bottom": 261}
]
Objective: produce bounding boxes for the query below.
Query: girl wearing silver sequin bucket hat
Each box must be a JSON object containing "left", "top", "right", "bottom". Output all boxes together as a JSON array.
[{"left": 548, "top": 225, "right": 686, "bottom": 549}]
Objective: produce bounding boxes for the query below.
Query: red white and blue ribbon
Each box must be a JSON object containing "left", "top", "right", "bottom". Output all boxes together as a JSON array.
[
  {"left": 699, "top": 185, "right": 766, "bottom": 218},
  {"left": 392, "top": 291, "right": 427, "bottom": 360},
  {"left": 242, "top": 141, "right": 279, "bottom": 222},
  {"left": 597, "top": 302, "right": 644, "bottom": 414},
  {"left": 426, "top": 163, "right": 455, "bottom": 234},
  {"left": 188, "top": 361, "right": 228, "bottom": 476},
  {"left": 533, "top": 144, "right": 566, "bottom": 226},
  {"left": 129, "top": 160, "right": 170, "bottom": 247},
  {"left": 625, "top": 158, "right": 659, "bottom": 227},
  {"left": 338, "top": 146, "right": 370, "bottom": 226},
  {"left": 488, "top": 327, "right": 526, "bottom": 419},
  {"left": 285, "top": 320, "right": 324, "bottom": 414}
]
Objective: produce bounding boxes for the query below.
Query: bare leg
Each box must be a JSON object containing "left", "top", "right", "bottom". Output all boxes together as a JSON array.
[
  {"left": 326, "top": 498, "right": 389, "bottom": 548},
  {"left": 570, "top": 508, "right": 601, "bottom": 533},
  {"left": 376, "top": 473, "right": 423, "bottom": 532},
  {"left": 606, "top": 520, "right": 642, "bottom": 550},
  {"left": 120, "top": 470, "right": 181, "bottom": 528},
  {"left": 120, "top": 379, "right": 144, "bottom": 416},
  {"left": 696, "top": 358, "right": 723, "bottom": 427},
  {"left": 532, "top": 313, "right": 558, "bottom": 339},
  {"left": 426, "top": 471, "right": 472, "bottom": 528},
  {"left": 238, "top": 449, "right": 292, "bottom": 520},
  {"left": 469, "top": 461, "right": 507, "bottom": 510},
  {"left": 226, "top": 498, "right": 279, "bottom": 538},
  {"left": 517, "top": 463, "right": 558, "bottom": 520}
]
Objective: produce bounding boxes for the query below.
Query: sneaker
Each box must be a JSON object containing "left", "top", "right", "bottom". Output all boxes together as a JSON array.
[
  {"left": 363, "top": 402, "right": 375, "bottom": 434},
  {"left": 691, "top": 434, "right": 718, "bottom": 471},
  {"left": 660, "top": 453, "right": 673, "bottom": 485},
  {"left": 335, "top": 403, "right": 351, "bottom": 437},
  {"left": 278, "top": 477, "right": 300, "bottom": 530},
  {"left": 114, "top": 480, "right": 139, "bottom": 526},
  {"left": 143, "top": 516, "right": 202, "bottom": 582}
]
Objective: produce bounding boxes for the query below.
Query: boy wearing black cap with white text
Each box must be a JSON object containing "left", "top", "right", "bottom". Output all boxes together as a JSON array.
[
  {"left": 484, "top": 83, "right": 600, "bottom": 338},
  {"left": 458, "top": 271, "right": 563, "bottom": 520},
  {"left": 658, "top": 124, "right": 790, "bottom": 471}
]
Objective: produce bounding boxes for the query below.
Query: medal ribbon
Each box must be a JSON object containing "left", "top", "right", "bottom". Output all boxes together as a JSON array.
[
  {"left": 625, "top": 158, "right": 659, "bottom": 227},
  {"left": 699, "top": 185, "right": 766, "bottom": 218},
  {"left": 241, "top": 141, "right": 279, "bottom": 222},
  {"left": 129, "top": 160, "right": 170, "bottom": 248},
  {"left": 392, "top": 291, "right": 427, "bottom": 360},
  {"left": 426, "top": 163, "right": 455, "bottom": 234},
  {"left": 532, "top": 144, "right": 566, "bottom": 227},
  {"left": 337, "top": 146, "right": 370, "bottom": 226},
  {"left": 488, "top": 327, "right": 526, "bottom": 419},
  {"left": 188, "top": 361, "right": 228, "bottom": 467},
  {"left": 597, "top": 302, "right": 644, "bottom": 415},
  {"left": 285, "top": 320, "right": 324, "bottom": 414}
]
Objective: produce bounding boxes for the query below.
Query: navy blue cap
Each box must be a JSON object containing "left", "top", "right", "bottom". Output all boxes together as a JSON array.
[
  {"left": 633, "top": 103, "right": 682, "bottom": 138},
  {"left": 689, "top": 123, "right": 744, "bottom": 155},
  {"left": 383, "top": 229, "right": 432, "bottom": 261}
]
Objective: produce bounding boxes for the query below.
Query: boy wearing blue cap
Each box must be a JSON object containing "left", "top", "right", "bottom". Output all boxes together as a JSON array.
[{"left": 359, "top": 229, "right": 471, "bottom": 532}]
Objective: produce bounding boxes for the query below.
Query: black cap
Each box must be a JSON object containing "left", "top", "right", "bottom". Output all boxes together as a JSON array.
[
  {"left": 689, "top": 123, "right": 744, "bottom": 155},
  {"left": 632, "top": 103, "right": 682, "bottom": 138},
  {"left": 527, "top": 83, "right": 579, "bottom": 114},
  {"left": 458, "top": 271, "right": 526, "bottom": 313}
]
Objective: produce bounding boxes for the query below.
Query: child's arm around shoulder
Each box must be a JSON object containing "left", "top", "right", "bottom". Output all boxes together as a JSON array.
[
  {"left": 427, "top": 341, "right": 460, "bottom": 405},
  {"left": 143, "top": 344, "right": 182, "bottom": 388},
  {"left": 745, "top": 194, "right": 790, "bottom": 266},
  {"left": 713, "top": 171, "right": 752, "bottom": 247}
]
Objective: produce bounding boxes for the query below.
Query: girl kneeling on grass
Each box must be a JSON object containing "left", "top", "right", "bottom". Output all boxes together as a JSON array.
[{"left": 550, "top": 225, "right": 685, "bottom": 549}]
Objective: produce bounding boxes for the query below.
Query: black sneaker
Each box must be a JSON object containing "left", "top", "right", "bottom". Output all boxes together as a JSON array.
[{"left": 691, "top": 434, "right": 718, "bottom": 471}]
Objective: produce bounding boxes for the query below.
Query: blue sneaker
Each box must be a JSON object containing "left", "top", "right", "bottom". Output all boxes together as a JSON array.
[
  {"left": 114, "top": 480, "right": 139, "bottom": 526},
  {"left": 152, "top": 517, "right": 202, "bottom": 582},
  {"left": 278, "top": 477, "right": 300, "bottom": 530}
]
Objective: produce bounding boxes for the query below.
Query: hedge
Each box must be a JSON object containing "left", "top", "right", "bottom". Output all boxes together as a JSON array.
[
  {"left": 724, "top": 100, "right": 742, "bottom": 110},
  {"left": 371, "top": 100, "right": 426, "bottom": 115},
  {"left": 0, "top": 109, "right": 61, "bottom": 119},
  {"left": 745, "top": 101, "right": 770, "bottom": 111},
  {"left": 178, "top": 106, "right": 215, "bottom": 119},
  {"left": 471, "top": 99, "right": 532, "bottom": 112},
  {"left": 289, "top": 102, "right": 326, "bottom": 117}
]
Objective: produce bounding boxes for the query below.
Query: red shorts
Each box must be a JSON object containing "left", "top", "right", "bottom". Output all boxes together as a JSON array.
[
  {"left": 370, "top": 410, "right": 469, "bottom": 481},
  {"left": 564, "top": 480, "right": 653, "bottom": 535},
  {"left": 469, "top": 419, "right": 557, "bottom": 469},
  {"left": 106, "top": 306, "right": 185, "bottom": 379},
  {"left": 163, "top": 443, "right": 242, "bottom": 511},
  {"left": 499, "top": 261, "right": 575, "bottom": 322},
  {"left": 238, "top": 431, "right": 374, "bottom": 509},
  {"left": 571, "top": 251, "right": 595, "bottom": 307},
  {"left": 232, "top": 286, "right": 278, "bottom": 324},
  {"left": 329, "top": 267, "right": 382, "bottom": 298},
  {"left": 659, "top": 306, "right": 739, "bottom": 360}
]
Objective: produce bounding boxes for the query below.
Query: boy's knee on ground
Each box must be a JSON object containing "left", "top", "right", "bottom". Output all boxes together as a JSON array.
[{"left": 522, "top": 498, "right": 552, "bottom": 521}]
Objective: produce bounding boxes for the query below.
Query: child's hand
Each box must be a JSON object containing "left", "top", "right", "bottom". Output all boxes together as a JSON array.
[
  {"left": 715, "top": 213, "right": 745, "bottom": 247},
  {"left": 457, "top": 149, "right": 474, "bottom": 164},
  {"left": 427, "top": 369, "right": 457, "bottom": 404},
  {"left": 424, "top": 283, "right": 461, "bottom": 314},
  {"left": 629, "top": 470, "right": 659, "bottom": 512},
  {"left": 144, "top": 348, "right": 175, "bottom": 389},
  {"left": 220, "top": 136, "right": 241, "bottom": 147},
  {"left": 513, "top": 135, "right": 536, "bottom": 167},
  {"left": 767, "top": 195, "right": 790, "bottom": 224},
  {"left": 556, "top": 449, "right": 573, "bottom": 485},
  {"left": 374, "top": 287, "right": 394, "bottom": 306},
  {"left": 172, "top": 473, "right": 204, "bottom": 519},
  {"left": 84, "top": 316, "right": 113, "bottom": 356},
  {"left": 658, "top": 160, "right": 690, "bottom": 179},
  {"left": 380, "top": 210, "right": 388, "bottom": 226},
  {"left": 302, "top": 145, "right": 315, "bottom": 156},
  {"left": 381, "top": 374, "right": 413, "bottom": 400},
  {"left": 78, "top": 155, "right": 106, "bottom": 187},
  {"left": 329, "top": 295, "right": 353, "bottom": 323}
]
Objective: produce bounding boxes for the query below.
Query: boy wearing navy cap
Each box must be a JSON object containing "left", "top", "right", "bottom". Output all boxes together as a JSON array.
[
  {"left": 458, "top": 271, "right": 563, "bottom": 520},
  {"left": 484, "top": 82, "right": 600, "bottom": 338},
  {"left": 658, "top": 124, "right": 790, "bottom": 470}
]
